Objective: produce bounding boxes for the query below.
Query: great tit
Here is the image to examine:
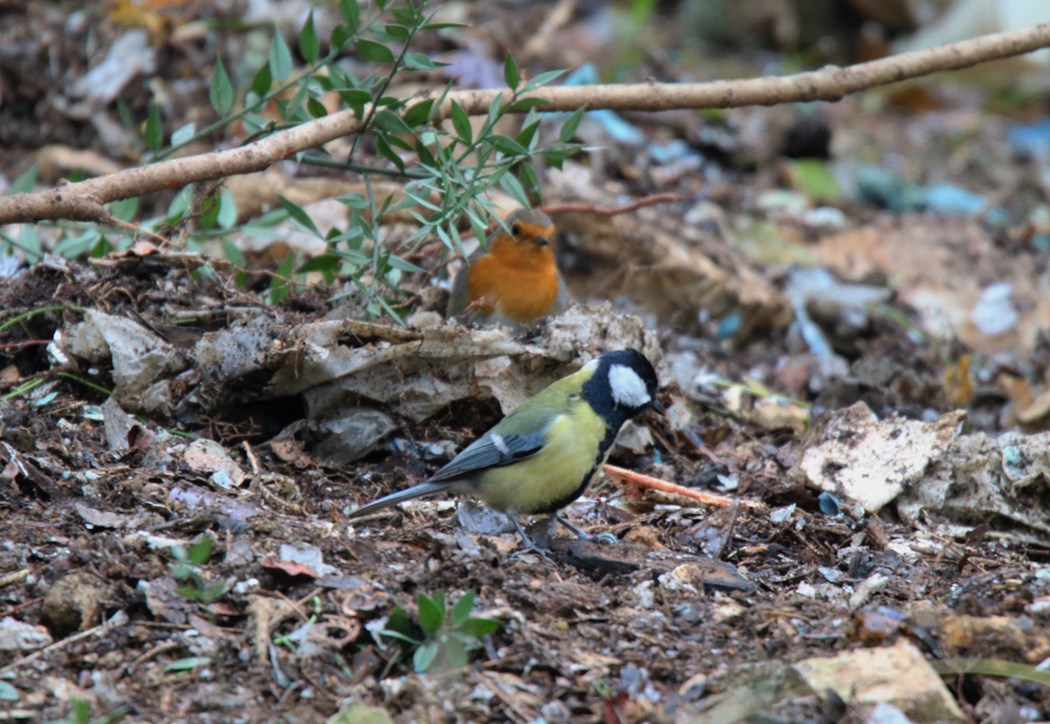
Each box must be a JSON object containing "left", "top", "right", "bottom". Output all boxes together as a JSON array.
[
  {"left": 446, "top": 208, "right": 568, "bottom": 329},
  {"left": 348, "top": 349, "right": 663, "bottom": 555}
]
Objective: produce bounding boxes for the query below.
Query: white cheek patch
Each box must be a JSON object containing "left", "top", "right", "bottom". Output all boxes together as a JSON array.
[{"left": 609, "top": 364, "right": 651, "bottom": 409}]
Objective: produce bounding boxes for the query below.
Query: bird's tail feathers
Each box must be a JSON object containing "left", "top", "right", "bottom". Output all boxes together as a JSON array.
[{"left": 348, "top": 481, "right": 453, "bottom": 518}]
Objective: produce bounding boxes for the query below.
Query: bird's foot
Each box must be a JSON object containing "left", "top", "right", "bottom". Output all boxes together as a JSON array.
[
  {"left": 556, "top": 515, "right": 618, "bottom": 545},
  {"left": 509, "top": 517, "right": 557, "bottom": 564}
]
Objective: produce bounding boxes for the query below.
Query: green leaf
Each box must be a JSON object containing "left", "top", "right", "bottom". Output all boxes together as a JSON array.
[
  {"left": 374, "top": 109, "right": 411, "bottom": 135},
  {"left": 240, "top": 113, "right": 270, "bottom": 135},
  {"left": 544, "top": 145, "right": 573, "bottom": 170},
  {"left": 328, "top": 224, "right": 364, "bottom": 247},
  {"left": 198, "top": 580, "right": 231, "bottom": 603},
  {"left": 486, "top": 94, "right": 503, "bottom": 126},
  {"left": 299, "top": 11, "right": 320, "bottom": 63},
  {"left": 221, "top": 239, "right": 248, "bottom": 270},
  {"left": 519, "top": 162, "right": 541, "bottom": 198},
  {"left": 374, "top": 134, "right": 406, "bottom": 172},
  {"left": 171, "top": 122, "right": 195, "bottom": 146},
  {"left": 449, "top": 101, "right": 472, "bottom": 144},
  {"left": 287, "top": 82, "right": 311, "bottom": 122},
  {"left": 931, "top": 658, "right": 1050, "bottom": 687},
  {"left": 789, "top": 158, "right": 841, "bottom": 202},
  {"left": 279, "top": 195, "right": 321, "bottom": 236},
  {"left": 414, "top": 641, "right": 438, "bottom": 672},
  {"left": 559, "top": 107, "right": 585, "bottom": 143},
  {"left": 355, "top": 38, "right": 395, "bottom": 63},
  {"left": 251, "top": 61, "right": 272, "bottom": 97},
  {"left": 522, "top": 68, "right": 566, "bottom": 92},
  {"left": 450, "top": 590, "right": 475, "bottom": 628},
  {"left": 385, "top": 254, "right": 426, "bottom": 274},
  {"left": 414, "top": 139, "right": 436, "bottom": 167},
  {"left": 268, "top": 251, "right": 296, "bottom": 304},
  {"left": 490, "top": 135, "right": 529, "bottom": 156},
  {"left": 404, "top": 52, "right": 441, "bottom": 71},
  {"left": 421, "top": 21, "right": 467, "bottom": 30},
  {"left": 340, "top": 248, "right": 370, "bottom": 267},
  {"left": 503, "top": 53, "right": 520, "bottom": 90},
  {"left": 392, "top": 5, "right": 419, "bottom": 26},
  {"left": 145, "top": 104, "right": 164, "bottom": 151},
  {"left": 269, "top": 31, "right": 293, "bottom": 82},
  {"left": 336, "top": 192, "right": 370, "bottom": 209},
  {"left": 307, "top": 96, "right": 328, "bottom": 118},
  {"left": 187, "top": 535, "right": 214, "bottom": 565},
  {"left": 297, "top": 253, "right": 340, "bottom": 276},
  {"left": 506, "top": 97, "right": 550, "bottom": 112},
  {"left": 461, "top": 617, "right": 500, "bottom": 637},
  {"left": 71, "top": 699, "right": 91, "bottom": 724},
  {"left": 53, "top": 228, "right": 102, "bottom": 259},
  {"left": 337, "top": 87, "right": 373, "bottom": 110},
  {"left": 90, "top": 234, "right": 112, "bottom": 259},
  {"left": 379, "top": 629, "right": 421, "bottom": 646},
  {"left": 330, "top": 23, "right": 351, "bottom": 52},
  {"left": 164, "top": 656, "right": 211, "bottom": 672},
  {"left": 515, "top": 120, "right": 540, "bottom": 149},
  {"left": 417, "top": 593, "right": 443, "bottom": 635},
  {"left": 442, "top": 635, "right": 468, "bottom": 669},
  {"left": 384, "top": 606, "right": 414, "bottom": 639},
  {"left": 404, "top": 99, "right": 435, "bottom": 127},
  {"left": 107, "top": 196, "right": 140, "bottom": 222},
  {"left": 200, "top": 192, "right": 220, "bottom": 230},
  {"left": 210, "top": 57, "right": 233, "bottom": 115},
  {"left": 0, "top": 680, "right": 18, "bottom": 702},
  {"left": 217, "top": 188, "right": 238, "bottom": 229},
  {"left": 383, "top": 23, "right": 410, "bottom": 40},
  {"left": 8, "top": 162, "right": 38, "bottom": 194},
  {"left": 339, "top": 0, "right": 360, "bottom": 32},
  {"left": 500, "top": 172, "right": 531, "bottom": 208}
]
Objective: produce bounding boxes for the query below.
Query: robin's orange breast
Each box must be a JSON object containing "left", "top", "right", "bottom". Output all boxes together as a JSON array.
[{"left": 466, "top": 242, "right": 562, "bottom": 324}]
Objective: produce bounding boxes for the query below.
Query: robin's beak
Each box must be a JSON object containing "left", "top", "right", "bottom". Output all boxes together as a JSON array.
[{"left": 533, "top": 235, "right": 550, "bottom": 246}]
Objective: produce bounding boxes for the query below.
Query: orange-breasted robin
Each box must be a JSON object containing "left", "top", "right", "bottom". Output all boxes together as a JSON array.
[{"left": 447, "top": 208, "right": 568, "bottom": 329}]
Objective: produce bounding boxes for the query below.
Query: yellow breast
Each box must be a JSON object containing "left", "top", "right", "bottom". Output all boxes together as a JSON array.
[{"left": 475, "top": 405, "right": 609, "bottom": 515}]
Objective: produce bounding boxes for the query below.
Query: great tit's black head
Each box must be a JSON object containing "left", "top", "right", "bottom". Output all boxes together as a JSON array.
[{"left": 583, "top": 348, "right": 663, "bottom": 419}]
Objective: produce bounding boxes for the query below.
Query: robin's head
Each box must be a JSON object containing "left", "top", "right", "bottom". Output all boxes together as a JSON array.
[{"left": 501, "top": 208, "right": 555, "bottom": 248}]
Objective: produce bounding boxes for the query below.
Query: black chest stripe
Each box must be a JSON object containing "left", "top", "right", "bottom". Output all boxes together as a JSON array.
[{"left": 528, "top": 411, "right": 627, "bottom": 516}]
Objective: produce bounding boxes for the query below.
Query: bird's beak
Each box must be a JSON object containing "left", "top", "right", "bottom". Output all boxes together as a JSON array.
[
  {"left": 533, "top": 236, "right": 550, "bottom": 246},
  {"left": 650, "top": 397, "right": 666, "bottom": 415}
]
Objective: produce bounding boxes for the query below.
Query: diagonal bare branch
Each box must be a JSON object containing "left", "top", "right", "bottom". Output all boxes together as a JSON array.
[{"left": 2, "top": 21, "right": 1049, "bottom": 226}]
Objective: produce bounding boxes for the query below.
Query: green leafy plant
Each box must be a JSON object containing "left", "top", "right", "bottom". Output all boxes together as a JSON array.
[
  {"left": 169, "top": 535, "right": 232, "bottom": 604},
  {"left": 380, "top": 589, "right": 500, "bottom": 673},
  {"left": 4, "top": 0, "right": 585, "bottom": 325}
]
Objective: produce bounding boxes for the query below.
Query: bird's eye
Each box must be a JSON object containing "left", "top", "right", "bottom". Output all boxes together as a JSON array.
[{"left": 510, "top": 222, "right": 522, "bottom": 236}]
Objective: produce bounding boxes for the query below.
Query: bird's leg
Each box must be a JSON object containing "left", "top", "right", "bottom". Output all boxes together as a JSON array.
[
  {"left": 510, "top": 516, "right": 556, "bottom": 564},
  {"left": 556, "top": 515, "right": 618, "bottom": 546}
]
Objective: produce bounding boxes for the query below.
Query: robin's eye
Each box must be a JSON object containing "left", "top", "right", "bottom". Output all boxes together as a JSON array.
[{"left": 510, "top": 222, "right": 522, "bottom": 236}]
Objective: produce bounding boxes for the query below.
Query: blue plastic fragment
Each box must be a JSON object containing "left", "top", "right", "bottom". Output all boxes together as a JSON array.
[{"left": 817, "top": 491, "right": 841, "bottom": 516}]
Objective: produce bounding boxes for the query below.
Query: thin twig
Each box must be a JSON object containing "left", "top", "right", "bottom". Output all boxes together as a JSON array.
[
  {"left": 542, "top": 193, "right": 684, "bottom": 216},
  {"left": 603, "top": 463, "right": 765, "bottom": 510}
]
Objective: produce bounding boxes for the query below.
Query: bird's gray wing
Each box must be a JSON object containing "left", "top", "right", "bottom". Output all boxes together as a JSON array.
[
  {"left": 446, "top": 248, "right": 484, "bottom": 318},
  {"left": 426, "top": 427, "right": 548, "bottom": 483},
  {"left": 446, "top": 264, "right": 471, "bottom": 317}
]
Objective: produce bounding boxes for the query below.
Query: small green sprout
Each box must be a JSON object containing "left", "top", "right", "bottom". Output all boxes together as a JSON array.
[
  {"left": 380, "top": 590, "right": 500, "bottom": 673},
  {"left": 169, "top": 535, "right": 232, "bottom": 604}
]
